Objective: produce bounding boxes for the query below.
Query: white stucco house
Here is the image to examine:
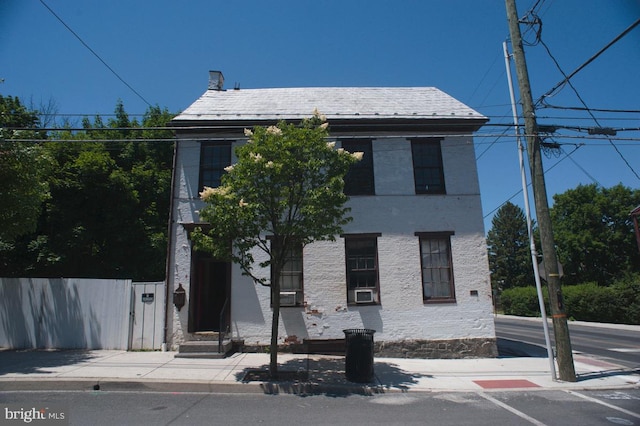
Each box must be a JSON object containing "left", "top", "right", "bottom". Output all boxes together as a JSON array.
[{"left": 166, "top": 71, "right": 496, "bottom": 358}]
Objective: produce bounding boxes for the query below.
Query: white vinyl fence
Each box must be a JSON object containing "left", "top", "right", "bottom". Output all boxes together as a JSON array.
[{"left": 0, "top": 278, "right": 165, "bottom": 350}]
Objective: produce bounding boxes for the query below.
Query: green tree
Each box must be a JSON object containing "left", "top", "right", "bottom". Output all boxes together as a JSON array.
[
  {"left": 0, "top": 101, "right": 175, "bottom": 280},
  {"left": 487, "top": 201, "right": 535, "bottom": 291},
  {"left": 0, "top": 95, "right": 51, "bottom": 246},
  {"left": 40, "top": 144, "right": 143, "bottom": 277},
  {"left": 550, "top": 184, "right": 640, "bottom": 285},
  {"left": 194, "top": 111, "right": 360, "bottom": 378}
]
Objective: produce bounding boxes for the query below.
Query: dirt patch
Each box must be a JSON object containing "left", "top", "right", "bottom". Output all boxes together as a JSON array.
[{"left": 242, "top": 369, "right": 309, "bottom": 382}]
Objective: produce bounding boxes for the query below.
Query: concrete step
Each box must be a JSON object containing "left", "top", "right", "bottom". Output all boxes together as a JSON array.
[
  {"left": 175, "top": 340, "right": 233, "bottom": 359},
  {"left": 174, "top": 351, "right": 229, "bottom": 359},
  {"left": 192, "top": 331, "right": 224, "bottom": 341}
]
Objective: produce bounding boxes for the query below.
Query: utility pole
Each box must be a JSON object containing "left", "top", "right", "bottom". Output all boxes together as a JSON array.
[
  {"left": 503, "top": 40, "right": 556, "bottom": 381},
  {"left": 504, "top": 0, "right": 576, "bottom": 382}
]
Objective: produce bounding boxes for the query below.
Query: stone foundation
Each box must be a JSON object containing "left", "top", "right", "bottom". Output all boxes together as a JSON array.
[
  {"left": 237, "top": 337, "right": 498, "bottom": 359},
  {"left": 375, "top": 337, "right": 498, "bottom": 359}
]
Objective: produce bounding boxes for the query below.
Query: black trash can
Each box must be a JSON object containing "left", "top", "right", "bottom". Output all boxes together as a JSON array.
[{"left": 343, "top": 328, "right": 376, "bottom": 383}]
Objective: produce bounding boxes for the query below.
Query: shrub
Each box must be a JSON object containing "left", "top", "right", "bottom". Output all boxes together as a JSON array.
[
  {"left": 612, "top": 274, "right": 640, "bottom": 325},
  {"left": 562, "top": 282, "right": 619, "bottom": 323},
  {"left": 498, "top": 273, "right": 640, "bottom": 325},
  {"left": 500, "top": 286, "right": 547, "bottom": 317}
]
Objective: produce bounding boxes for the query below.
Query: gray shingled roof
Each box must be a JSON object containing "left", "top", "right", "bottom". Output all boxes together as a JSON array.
[{"left": 173, "top": 87, "right": 485, "bottom": 122}]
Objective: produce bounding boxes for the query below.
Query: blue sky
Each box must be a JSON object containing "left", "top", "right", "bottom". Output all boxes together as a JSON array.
[{"left": 2, "top": 0, "right": 639, "bottom": 231}]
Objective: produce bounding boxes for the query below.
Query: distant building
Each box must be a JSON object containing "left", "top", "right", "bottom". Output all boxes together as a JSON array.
[{"left": 166, "top": 71, "right": 496, "bottom": 358}]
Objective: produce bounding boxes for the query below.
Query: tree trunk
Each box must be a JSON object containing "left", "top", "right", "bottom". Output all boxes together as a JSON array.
[{"left": 269, "top": 265, "right": 281, "bottom": 379}]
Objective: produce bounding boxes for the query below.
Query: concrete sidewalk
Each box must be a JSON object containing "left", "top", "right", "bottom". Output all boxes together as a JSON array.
[{"left": 0, "top": 348, "right": 638, "bottom": 395}]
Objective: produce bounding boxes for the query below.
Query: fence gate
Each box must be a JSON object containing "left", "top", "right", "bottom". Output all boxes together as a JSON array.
[{"left": 130, "top": 282, "right": 165, "bottom": 350}]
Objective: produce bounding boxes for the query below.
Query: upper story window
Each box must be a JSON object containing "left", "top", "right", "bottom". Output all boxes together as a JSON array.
[
  {"left": 416, "top": 232, "right": 455, "bottom": 303},
  {"left": 411, "top": 139, "right": 445, "bottom": 194},
  {"left": 344, "top": 233, "right": 381, "bottom": 305},
  {"left": 342, "top": 139, "right": 375, "bottom": 195},
  {"left": 200, "top": 142, "right": 231, "bottom": 190}
]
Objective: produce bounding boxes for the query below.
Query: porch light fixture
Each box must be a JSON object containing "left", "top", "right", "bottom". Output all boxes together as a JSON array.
[{"left": 173, "top": 284, "right": 186, "bottom": 311}]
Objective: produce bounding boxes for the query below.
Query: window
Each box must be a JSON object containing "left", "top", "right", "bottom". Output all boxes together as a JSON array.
[
  {"left": 271, "top": 239, "right": 303, "bottom": 307},
  {"left": 344, "top": 234, "right": 381, "bottom": 304},
  {"left": 411, "top": 139, "right": 445, "bottom": 194},
  {"left": 342, "top": 139, "right": 374, "bottom": 195},
  {"left": 417, "top": 232, "right": 455, "bottom": 303},
  {"left": 200, "top": 142, "right": 231, "bottom": 189}
]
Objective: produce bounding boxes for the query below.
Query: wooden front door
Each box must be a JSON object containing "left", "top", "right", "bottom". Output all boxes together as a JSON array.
[{"left": 189, "top": 251, "right": 230, "bottom": 333}]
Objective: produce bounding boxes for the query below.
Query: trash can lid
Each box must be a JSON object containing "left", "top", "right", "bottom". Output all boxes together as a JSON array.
[{"left": 343, "top": 328, "right": 376, "bottom": 335}]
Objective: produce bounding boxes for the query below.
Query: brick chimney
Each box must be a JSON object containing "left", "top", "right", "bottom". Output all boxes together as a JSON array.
[{"left": 208, "top": 70, "right": 224, "bottom": 91}]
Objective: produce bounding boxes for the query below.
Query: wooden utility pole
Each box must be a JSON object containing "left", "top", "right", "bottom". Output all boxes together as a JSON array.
[{"left": 505, "top": 0, "right": 576, "bottom": 382}]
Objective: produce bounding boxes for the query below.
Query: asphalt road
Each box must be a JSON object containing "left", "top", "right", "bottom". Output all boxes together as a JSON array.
[
  {"left": 1, "top": 388, "right": 639, "bottom": 425},
  {"left": 495, "top": 316, "right": 640, "bottom": 369}
]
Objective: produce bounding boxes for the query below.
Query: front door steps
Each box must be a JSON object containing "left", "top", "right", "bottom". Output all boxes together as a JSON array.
[{"left": 175, "top": 332, "right": 232, "bottom": 359}]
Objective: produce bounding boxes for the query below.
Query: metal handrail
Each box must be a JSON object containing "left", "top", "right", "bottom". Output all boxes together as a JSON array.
[{"left": 218, "top": 297, "right": 230, "bottom": 353}]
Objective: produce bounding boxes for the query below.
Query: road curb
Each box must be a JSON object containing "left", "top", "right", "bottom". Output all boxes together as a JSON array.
[
  {"left": 1, "top": 377, "right": 638, "bottom": 395},
  {"left": 0, "top": 377, "right": 389, "bottom": 395},
  {"left": 496, "top": 315, "right": 640, "bottom": 332}
]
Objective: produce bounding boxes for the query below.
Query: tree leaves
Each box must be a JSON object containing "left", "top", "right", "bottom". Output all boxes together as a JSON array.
[
  {"left": 487, "top": 201, "right": 535, "bottom": 290},
  {"left": 194, "top": 111, "right": 359, "bottom": 377},
  {"left": 0, "top": 95, "right": 51, "bottom": 243},
  {"left": 550, "top": 184, "right": 640, "bottom": 285},
  {"left": 488, "top": 184, "right": 640, "bottom": 290},
  {"left": 195, "top": 113, "right": 358, "bottom": 284},
  {"left": 0, "top": 99, "right": 175, "bottom": 280}
]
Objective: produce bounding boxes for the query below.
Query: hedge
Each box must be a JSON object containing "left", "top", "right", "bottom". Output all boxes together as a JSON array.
[{"left": 499, "top": 274, "right": 639, "bottom": 325}]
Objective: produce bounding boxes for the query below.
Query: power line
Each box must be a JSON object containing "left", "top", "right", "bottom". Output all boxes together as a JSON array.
[
  {"left": 5, "top": 121, "right": 640, "bottom": 141},
  {"left": 537, "top": 16, "right": 640, "bottom": 105},
  {"left": 561, "top": 145, "right": 601, "bottom": 186},
  {"left": 10, "top": 122, "right": 640, "bottom": 135},
  {"left": 37, "top": 113, "right": 152, "bottom": 118},
  {"left": 486, "top": 3, "right": 638, "bottom": 221},
  {"left": 38, "top": 0, "right": 152, "bottom": 107},
  {"left": 539, "top": 102, "right": 640, "bottom": 115},
  {"left": 519, "top": 6, "right": 640, "bottom": 181},
  {"left": 476, "top": 125, "right": 512, "bottom": 160},
  {"left": 536, "top": 115, "right": 640, "bottom": 122},
  {"left": 538, "top": 37, "right": 640, "bottom": 181},
  {"left": 466, "top": 48, "right": 504, "bottom": 107},
  {"left": 16, "top": 105, "right": 640, "bottom": 123},
  {"left": 8, "top": 131, "right": 640, "bottom": 145},
  {"left": 483, "top": 143, "right": 583, "bottom": 220}
]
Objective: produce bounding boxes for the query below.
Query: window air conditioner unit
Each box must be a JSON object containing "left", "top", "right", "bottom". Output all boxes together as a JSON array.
[
  {"left": 355, "top": 289, "right": 374, "bottom": 304},
  {"left": 280, "top": 291, "right": 297, "bottom": 306}
]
